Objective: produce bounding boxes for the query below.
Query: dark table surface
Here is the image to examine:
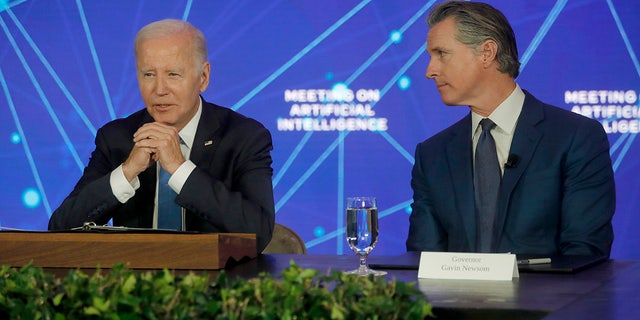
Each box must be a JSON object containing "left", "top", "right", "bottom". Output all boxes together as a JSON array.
[{"left": 224, "top": 254, "right": 640, "bottom": 320}]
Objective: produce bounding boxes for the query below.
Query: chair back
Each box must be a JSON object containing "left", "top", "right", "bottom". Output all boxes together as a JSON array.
[{"left": 262, "top": 223, "right": 307, "bottom": 254}]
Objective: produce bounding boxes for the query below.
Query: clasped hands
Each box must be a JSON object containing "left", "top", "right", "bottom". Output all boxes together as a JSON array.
[{"left": 122, "top": 122, "right": 185, "bottom": 182}]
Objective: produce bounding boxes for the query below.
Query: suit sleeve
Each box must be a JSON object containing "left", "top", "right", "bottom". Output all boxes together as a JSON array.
[
  {"left": 406, "top": 143, "right": 447, "bottom": 252},
  {"left": 48, "top": 127, "right": 124, "bottom": 230},
  {"left": 559, "top": 119, "right": 615, "bottom": 256},
  {"left": 177, "top": 124, "right": 275, "bottom": 253}
]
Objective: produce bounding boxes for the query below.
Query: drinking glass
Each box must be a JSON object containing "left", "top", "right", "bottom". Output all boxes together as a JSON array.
[{"left": 345, "top": 196, "right": 387, "bottom": 276}]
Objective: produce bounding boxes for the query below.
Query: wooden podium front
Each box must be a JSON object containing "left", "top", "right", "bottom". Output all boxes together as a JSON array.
[{"left": 0, "top": 231, "right": 256, "bottom": 270}]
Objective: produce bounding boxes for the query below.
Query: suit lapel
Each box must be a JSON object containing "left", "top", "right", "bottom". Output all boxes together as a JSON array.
[
  {"left": 189, "top": 101, "right": 222, "bottom": 166},
  {"left": 494, "top": 93, "right": 544, "bottom": 245},
  {"left": 446, "top": 115, "right": 476, "bottom": 250}
]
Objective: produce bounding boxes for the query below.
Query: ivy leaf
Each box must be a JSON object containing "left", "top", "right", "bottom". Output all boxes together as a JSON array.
[
  {"left": 122, "top": 274, "right": 137, "bottom": 294},
  {"left": 92, "top": 296, "right": 111, "bottom": 312},
  {"left": 52, "top": 293, "right": 64, "bottom": 306}
]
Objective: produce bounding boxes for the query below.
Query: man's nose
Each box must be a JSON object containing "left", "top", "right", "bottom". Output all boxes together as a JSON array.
[
  {"left": 154, "top": 77, "right": 169, "bottom": 95},
  {"left": 426, "top": 59, "right": 437, "bottom": 79}
]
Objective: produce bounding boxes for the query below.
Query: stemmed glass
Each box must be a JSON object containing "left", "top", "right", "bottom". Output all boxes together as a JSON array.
[{"left": 344, "top": 196, "right": 387, "bottom": 276}]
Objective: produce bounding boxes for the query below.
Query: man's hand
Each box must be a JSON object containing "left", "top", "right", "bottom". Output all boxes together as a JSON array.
[{"left": 122, "top": 122, "right": 186, "bottom": 181}]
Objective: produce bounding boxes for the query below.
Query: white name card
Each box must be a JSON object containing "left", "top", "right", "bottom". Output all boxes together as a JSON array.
[{"left": 418, "top": 252, "right": 519, "bottom": 281}]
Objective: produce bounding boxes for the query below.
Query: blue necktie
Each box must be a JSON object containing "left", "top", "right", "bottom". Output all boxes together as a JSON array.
[
  {"left": 157, "top": 166, "right": 182, "bottom": 230},
  {"left": 474, "top": 118, "right": 501, "bottom": 252}
]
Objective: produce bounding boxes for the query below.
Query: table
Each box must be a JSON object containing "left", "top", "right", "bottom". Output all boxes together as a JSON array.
[{"left": 223, "top": 254, "right": 640, "bottom": 320}]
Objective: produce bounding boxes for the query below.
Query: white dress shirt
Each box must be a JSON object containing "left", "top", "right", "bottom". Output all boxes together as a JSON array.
[
  {"left": 109, "top": 98, "right": 202, "bottom": 228},
  {"left": 471, "top": 84, "right": 525, "bottom": 175}
]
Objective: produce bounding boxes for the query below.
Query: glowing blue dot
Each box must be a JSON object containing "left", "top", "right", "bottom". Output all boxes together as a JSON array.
[
  {"left": 390, "top": 30, "right": 402, "bottom": 43},
  {"left": 22, "top": 188, "right": 41, "bottom": 209},
  {"left": 405, "top": 206, "right": 412, "bottom": 214},
  {"left": 332, "top": 82, "right": 348, "bottom": 91},
  {"left": 331, "top": 82, "right": 351, "bottom": 102},
  {"left": 10, "top": 132, "right": 21, "bottom": 144},
  {"left": 313, "top": 226, "right": 325, "bottom": 237},
  {"left": 397, "top": 75, "right": 411, "bottom": 90},
  {"left": 325, "top": 72, "right": 334, "bottom": 80}
]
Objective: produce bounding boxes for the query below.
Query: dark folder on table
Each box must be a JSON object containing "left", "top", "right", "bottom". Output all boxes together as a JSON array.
[
  {"left": 368, "top": 252, "right": 607, "bottom": 274},
  {"left": 516, "top": 254, "right": 608, "bottom": 273}
]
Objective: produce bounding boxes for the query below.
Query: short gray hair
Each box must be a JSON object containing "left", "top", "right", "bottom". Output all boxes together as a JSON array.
[
  {"left": 427, "top": 1, "right": 520, "bottom": 78},
  {"left": 134, "top": 19, "right": 208, "bottom": 68}
]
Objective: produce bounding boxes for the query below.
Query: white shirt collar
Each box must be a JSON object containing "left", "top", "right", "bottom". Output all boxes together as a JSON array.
[
  {"left": 178, "top": 98, "right": 202, "bottom": 150},
  {"left": 472, "top": 83, "right": 525, "bottom": 134}
]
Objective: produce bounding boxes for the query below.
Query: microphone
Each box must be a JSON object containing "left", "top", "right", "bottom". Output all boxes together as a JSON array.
[{"left": 505, "top": 154, "right": 519, "bottom": 168}]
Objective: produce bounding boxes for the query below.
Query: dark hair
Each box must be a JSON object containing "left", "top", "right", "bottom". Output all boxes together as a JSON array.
[{"left": 428, "top": 1, "right": 521, "bottom": 78}]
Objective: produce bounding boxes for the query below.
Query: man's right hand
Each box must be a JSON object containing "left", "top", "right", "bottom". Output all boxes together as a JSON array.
[
  {"left": 122, "top": 122, "right": 186, "bottom": 182},
  {"left": 122, "top": 142, "right": 156, "bottom": 182}
]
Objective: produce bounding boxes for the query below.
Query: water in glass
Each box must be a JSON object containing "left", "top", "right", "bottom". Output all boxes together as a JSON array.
[{"left": 344, "top": 197, "right": 386, "bottom": 276}]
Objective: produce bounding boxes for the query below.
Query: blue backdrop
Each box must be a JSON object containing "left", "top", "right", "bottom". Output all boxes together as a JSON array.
[{"left": 1, "top": 0, "right": 638, "bottom": 258}]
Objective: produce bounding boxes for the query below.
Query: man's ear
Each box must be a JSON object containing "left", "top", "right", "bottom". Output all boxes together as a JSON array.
[
  {"left": 480, "top": 40, "right": 498, "bottom": 65},
  {"left": 199, "top": 61, "right": 211, "bottom": 92}
]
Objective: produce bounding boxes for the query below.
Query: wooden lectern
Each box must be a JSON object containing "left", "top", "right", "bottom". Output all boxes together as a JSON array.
[{"left": 0, "top": 231, "right": 256, "bottom": 270}]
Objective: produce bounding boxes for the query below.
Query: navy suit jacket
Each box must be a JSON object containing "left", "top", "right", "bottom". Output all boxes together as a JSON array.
[
  {"left": 406, "top": 92, "right": 615, "bottom": 256},
  {"left": 49, "top": 99, "right": 275, "bottom": 252}
]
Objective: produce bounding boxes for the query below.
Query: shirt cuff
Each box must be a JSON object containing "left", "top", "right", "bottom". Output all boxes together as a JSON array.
[
  {"left": 168, "top": 160, "right": 196, "bottom": 194},
  {"left": 110, "top": 164, "right": 139, "bottom": 203}
]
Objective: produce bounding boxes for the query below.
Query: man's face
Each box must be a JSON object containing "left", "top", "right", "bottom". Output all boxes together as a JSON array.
[
  {"left": 136, "top": 32, "right": 210, "bottom": 131},
  {"left": 425, "top": 17, "right": 485, "bottom": 107}
]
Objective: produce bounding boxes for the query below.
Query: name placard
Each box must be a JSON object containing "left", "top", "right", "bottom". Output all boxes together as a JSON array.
[{"left": 418, "top": 252, "right": 519, "bottom": 281}]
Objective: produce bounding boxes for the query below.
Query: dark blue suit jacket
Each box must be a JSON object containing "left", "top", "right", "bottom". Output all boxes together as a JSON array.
[
  {"left": 49, "top": 99, "right": 275, "bottom": 252},
  {"left": 406, "top": 92, "right": 615, "bottom": 256}
]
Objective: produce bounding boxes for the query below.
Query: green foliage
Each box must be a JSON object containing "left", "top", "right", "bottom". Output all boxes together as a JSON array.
[{"left": 0, "top": 261, "right": 433, "bottom": 319}]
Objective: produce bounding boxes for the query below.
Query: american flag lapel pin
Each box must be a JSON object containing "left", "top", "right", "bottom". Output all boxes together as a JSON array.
[{"left": 204, "top": 140, "right": 213, "bottom": 146}]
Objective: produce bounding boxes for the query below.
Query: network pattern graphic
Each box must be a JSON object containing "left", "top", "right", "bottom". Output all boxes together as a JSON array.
[{"left": 0, "top": 0, "right": 638, "bottom": 257}]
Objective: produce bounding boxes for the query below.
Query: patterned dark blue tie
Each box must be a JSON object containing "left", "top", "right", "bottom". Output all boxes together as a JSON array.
[
  {"left": 474, "top": 118, "right": 501, "bottom": 252},
  {"left": 157, "top": 166, "right": 182, "bottom": 230}
]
